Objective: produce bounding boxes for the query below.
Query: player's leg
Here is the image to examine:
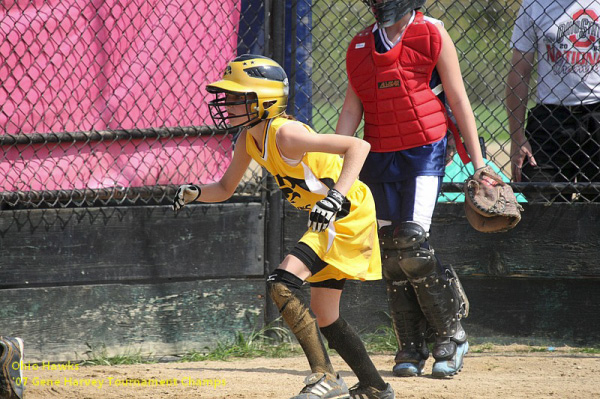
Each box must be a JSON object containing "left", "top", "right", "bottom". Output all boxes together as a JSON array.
[
  {"left": 312, "top": 282, "right": 393, "bottom": 399},
  {"left": 380, "top": 224, "right": 429, "bottom": 377},
  {"left": 392, "top": 176, "right": 469, "bottom": 378},
  {"left": 370, "top": 182, "right": 429, "bottom": 377},
  {"left": 268, "top": 244, "right": 349, "bottom": 399},
  {"left": 395, "top": 222, "right": 468, "bottom": 378}
]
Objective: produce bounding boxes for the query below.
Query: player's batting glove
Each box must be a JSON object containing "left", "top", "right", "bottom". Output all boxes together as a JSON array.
[
  {"left": 173, "top": 184, "right": 201, "bottom": 213},
  {"left": 308, "top": 189, "right": 345, "bottom": 232}
]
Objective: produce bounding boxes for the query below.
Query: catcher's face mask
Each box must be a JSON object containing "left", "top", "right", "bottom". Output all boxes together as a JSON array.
[{"left": 362, "top": 0, "right": 426, "bottom": 27}]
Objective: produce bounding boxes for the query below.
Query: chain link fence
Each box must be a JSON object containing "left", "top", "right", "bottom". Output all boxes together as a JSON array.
[
  {"left": 306, "top": 0, "right": 600, "bottom": 203},
  {"left": 0, "top": 0, "right": 265, "bottom": 209},
  {"left": 2, "top": 0, "right": 599, "bottom": 208}
]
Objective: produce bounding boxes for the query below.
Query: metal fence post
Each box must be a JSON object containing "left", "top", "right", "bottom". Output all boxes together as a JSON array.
[{"left": 264, "top": 0, "right": 286, "bottom": 329}]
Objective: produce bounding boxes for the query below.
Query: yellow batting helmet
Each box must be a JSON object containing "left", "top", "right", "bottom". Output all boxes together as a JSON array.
[{"left": 206, "top": 54, "right": 289, "bottom": 130}]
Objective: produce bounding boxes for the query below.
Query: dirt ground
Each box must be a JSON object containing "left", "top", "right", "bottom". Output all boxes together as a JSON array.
[{"left": 25, "top": 346, "right": 600, "bottom": 399}]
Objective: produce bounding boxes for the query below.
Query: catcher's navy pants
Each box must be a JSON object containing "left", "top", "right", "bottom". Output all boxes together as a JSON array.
[{"left": 366, "top": 175, "right": 443, "bottom": 231}]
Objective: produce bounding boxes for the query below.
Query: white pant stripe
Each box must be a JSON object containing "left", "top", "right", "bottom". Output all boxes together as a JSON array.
[{"left": 412, "top": 175, "right": 440, "bottom": 231}]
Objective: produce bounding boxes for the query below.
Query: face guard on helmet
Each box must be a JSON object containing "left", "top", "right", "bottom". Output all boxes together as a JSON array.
[
  {"left": 206, "top": 54, "right": 289, "bottom": 131},
  {"left": 362, "top": 0, "right": 426, "bottom": 28}
]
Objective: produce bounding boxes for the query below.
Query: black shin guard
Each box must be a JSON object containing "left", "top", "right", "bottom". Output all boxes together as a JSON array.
[
  {"left": 387, "top": 279, "right": 430, "bottom": 359},
  {"left": 388, "top": 222, "right": 467, "bottom": 343},
  {"left": 320, "top": 318, "right": 386, "bottom": 391},
  {"left": 267, "top": 269, "right": 335, "bottom": 375}
]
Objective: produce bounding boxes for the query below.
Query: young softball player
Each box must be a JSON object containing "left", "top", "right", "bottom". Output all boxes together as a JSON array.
[{"left": 173, "top": 54, "right": 394, "bottom": 399}]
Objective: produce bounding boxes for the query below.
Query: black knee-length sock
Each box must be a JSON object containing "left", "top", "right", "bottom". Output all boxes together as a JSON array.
[{"left": 320, "top": 317, "right": 386, "bottom": 390}]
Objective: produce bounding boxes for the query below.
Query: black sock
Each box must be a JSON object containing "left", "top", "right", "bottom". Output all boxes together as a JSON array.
[{"left": 320, "top": 317, "right": 386, "bottom": 390}]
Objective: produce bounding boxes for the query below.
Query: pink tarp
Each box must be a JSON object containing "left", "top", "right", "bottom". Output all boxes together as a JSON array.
[
  {"left": 0, "top": 0, "right": 240, "bottom": 191},
  {"left": 0, "top": 136, "right": 232, "bottom": 191}
]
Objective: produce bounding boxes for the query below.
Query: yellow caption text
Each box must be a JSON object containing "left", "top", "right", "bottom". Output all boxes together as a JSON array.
[
  {"left": 16, "top": 377, "right": 226, "bottom": 389},
  {"left": 15, "top": 362, "right": 80, "bottom": 371}
]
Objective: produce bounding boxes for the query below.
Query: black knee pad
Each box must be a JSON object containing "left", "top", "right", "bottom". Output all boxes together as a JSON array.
[
  {"left": 381, "top": 222, "right": 437, "bottom": 280},
  {"left": 266, "top": 269, "right": 305, "bottom": 312},
  {"left": 380, "top": 222, "right": 427, "bottom": 250},
  {"left": 267, "top": 269, "right": 303, "bottom": 291},
  {"left": 399, "top": 248, "right": 437, "bottom": 279}
]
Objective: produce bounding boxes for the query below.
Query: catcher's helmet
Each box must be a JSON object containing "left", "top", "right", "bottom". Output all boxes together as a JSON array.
[
  {"left": 206, "top": 54, "right": 289, "bottom": 130},
  {"left": 362, "top": 0, "right": 426, "bottom": 27}
]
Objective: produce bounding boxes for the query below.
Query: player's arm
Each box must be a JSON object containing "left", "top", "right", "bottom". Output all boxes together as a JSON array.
[
  {"left": 278, "top": 122, "right": 370, "bottom": 232},
  {"left": 198, "top": 133, "right": 252, "bottom": 202},
  {"left": 173, "top": 133, "right": 252, "bottom": 211},
  {"left": 335, "top": 84, "right": 364, "bottom": 137},
  {"left": 506, "top": 48, "right": 537, "bottom": 181},
  {"left": 435, "top": 24, "right": 485, "bottom": 170},
  {"left": 277, "top": 123, "right": 370, "bottom": 197}
]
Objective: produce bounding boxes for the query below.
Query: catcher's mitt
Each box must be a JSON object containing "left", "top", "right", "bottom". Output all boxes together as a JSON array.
[{"left": 464, "top": 166, "right": 523, "bottom": 233}]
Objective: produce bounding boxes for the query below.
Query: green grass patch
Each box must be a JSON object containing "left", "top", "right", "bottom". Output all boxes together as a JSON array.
[
  {"left": 362, "top": 323, "right": 398, "bottom": 353},
  {"left": 179, "top": 321, "right": 302, "bottom": 362},
  {"left": 575, "top": 347, "right": 600, "bottom": 354},
  {"left": 470, "top": 342, "right": 496, "bottom": 353},
  {"left": 78, "top": 343, "right": 157, "bottom": 366}
]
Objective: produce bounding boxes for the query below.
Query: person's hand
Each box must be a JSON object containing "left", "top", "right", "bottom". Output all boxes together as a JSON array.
[
  {"left": 173, "top": 184, "right": 201, "bottom": 213},
  {"left": 308, "top": 189, "right": 345, "bottom": 232},
  {"left": 510, "top": 138, "right": 536, "bottom": 182}
]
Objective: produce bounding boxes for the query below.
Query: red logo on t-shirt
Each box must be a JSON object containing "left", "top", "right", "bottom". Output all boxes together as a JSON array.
[{"left": 568, "top": 9, "right": 599, "bottom": 48}]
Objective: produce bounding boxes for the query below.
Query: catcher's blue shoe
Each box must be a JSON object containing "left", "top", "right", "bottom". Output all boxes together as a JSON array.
[
  {"left": 392, "top": 349, "right": 427, "bottom": 377},
  {"left": 431, "top": 340, "right": 469, "bottom": 378},
  {"left": 392, "top": 359, "right": 426, "bottom": 377},
  {"left": 0, "top": 336, "right": 24, "bottom": 399},
  {"left": 290, "top": 372, "right": 350, "bottom": 399}
]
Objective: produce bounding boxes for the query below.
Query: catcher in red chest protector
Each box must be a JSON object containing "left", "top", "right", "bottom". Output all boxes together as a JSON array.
[{"left": 336, "top": 0, "right": 488, "bottom": 379}]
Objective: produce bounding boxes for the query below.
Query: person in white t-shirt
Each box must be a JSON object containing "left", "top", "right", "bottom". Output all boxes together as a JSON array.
[{"left": 506, "top": 0, "right": 600, "bottom": 201}]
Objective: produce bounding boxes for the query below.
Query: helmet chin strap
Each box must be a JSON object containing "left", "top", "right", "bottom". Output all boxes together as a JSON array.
[
  {"left": 244, "top": 119, "right": 261, "bottom": 129},
  {"left": 243, "top": 107, "right": 270, "bottom": 129}
]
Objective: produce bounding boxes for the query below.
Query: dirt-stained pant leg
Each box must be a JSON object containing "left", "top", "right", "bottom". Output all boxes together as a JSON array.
[{"left": 266, "top": 269, "right": 335, "bottom": 376}]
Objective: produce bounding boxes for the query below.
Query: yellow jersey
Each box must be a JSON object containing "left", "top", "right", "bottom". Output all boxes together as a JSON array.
[{"left": 245, "top": 117, "right": 381, "bottom": 282}]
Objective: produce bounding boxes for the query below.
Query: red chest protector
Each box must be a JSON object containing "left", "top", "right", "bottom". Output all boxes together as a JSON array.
[{"left": 347, "top": 12, "right": 447, "bottom": 152}]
